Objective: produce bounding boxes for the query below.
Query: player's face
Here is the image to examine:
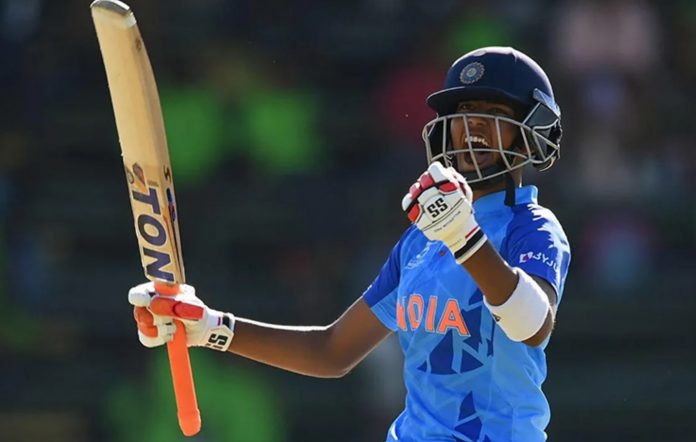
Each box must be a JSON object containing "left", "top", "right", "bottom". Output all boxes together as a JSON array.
[{"left": 449, "top": 101, "right": 519, "bottom": 173}]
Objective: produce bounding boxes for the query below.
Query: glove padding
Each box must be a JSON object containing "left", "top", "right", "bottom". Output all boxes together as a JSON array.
[
  {"left": 129, "top": 282, "right": 235, "bottom": 352},
  {"left": 402, "top": 162, "right": 487, "bottom": 263}
]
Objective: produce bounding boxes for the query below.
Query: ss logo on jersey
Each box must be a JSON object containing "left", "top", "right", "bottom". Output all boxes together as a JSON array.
[{"left": 426, "top": 198, "right": 448, "bottom": 218}]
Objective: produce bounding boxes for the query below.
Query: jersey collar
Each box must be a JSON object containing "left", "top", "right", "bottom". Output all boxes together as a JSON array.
[{"left": 472, "top": 185, "right": 538, "bottom": 213}]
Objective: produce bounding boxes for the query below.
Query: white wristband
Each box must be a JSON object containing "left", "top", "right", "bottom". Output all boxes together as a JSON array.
[{"left": 484, "top": 268, "right": 550, "bottom": 342}]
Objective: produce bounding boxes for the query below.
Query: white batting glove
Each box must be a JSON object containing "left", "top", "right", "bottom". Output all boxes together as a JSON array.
[
  {"left": 129, "top": 282, "right": 235, "bottom": 352},
  {"left": 402, "top": 162, "right": 488, "bottom": 263}
]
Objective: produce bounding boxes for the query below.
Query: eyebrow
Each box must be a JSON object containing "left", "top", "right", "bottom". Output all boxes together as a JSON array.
[{"left": 457, "top": 102, "right": 514, "bottom": 113}]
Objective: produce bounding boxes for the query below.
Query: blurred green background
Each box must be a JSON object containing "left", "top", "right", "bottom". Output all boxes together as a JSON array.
[{"left": 2, "top": 0, "right": 696, "bottom": 441}]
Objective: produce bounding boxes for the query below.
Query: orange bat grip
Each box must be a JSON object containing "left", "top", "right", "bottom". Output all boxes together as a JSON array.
[{"left": 154, "top": 281, "right": 201, "bottom": 436}]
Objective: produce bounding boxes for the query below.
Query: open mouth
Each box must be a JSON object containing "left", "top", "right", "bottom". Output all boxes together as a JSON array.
[
  {"left": 464, "top": 135, "right": 490, "bottom": 147},
  {"left": 460, "top": 151, "right": 493, "bottom": 167},
  {"left": 459, "top": 135, "right": 493, "bottom": 167}
]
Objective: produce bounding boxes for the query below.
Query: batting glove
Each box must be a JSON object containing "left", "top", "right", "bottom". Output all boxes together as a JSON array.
[
  {"left": 402, "top": 162, "right": 488, "bottom": 263},
  {"left": 129, "top": 282, "right": 235, "bottom": 352}
]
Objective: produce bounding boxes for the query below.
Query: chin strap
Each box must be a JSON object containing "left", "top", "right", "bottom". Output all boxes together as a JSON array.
[{"left": 504, "top": 173, "right": 516, "bottom": 207}]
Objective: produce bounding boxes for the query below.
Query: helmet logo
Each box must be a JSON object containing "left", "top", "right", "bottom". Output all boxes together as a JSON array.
[{"left": 459, "top": 62, "right": 485, "bottom": 84}]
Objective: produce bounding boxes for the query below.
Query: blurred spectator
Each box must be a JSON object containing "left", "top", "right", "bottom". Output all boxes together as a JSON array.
[
  {"left": 444, "top": 12, "right": 513, "bottom": 56},
  {"left": 243, "top": 87, "right": 324, "bottom": 176},
  {"left": 376, "top": 62, "right": 441, "bottom": 148},
  {"left": 578, "top": 209, "right": 658, "bottom": 295},
  {"left": 160, "top": 85, "right": 226, "bottom": 186},
  {"left": 552, "top": 0, "right": 660, "bottom": 77}
]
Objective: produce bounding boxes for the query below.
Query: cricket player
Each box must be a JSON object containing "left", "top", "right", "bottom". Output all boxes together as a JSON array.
[{"left": 130, "top": 46, "right": 570, "bottom": 441}]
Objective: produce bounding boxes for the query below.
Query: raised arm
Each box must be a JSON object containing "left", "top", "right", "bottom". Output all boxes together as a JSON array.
[{"left": 401, "top": 163, "right": 559, "bottom": 347}]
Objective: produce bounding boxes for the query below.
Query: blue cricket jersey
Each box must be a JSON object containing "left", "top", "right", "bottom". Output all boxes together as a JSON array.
[{"left": 363, "top": 186, "right": 571, "bottom": 442}]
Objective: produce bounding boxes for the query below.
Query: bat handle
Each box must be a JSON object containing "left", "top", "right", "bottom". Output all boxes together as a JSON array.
[{"left": 154, "top": 281, "right": 201, "bottom": 436}]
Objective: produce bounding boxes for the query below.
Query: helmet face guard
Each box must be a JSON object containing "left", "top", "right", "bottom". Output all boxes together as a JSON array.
[{"left": 423, "top": 88, "right": 562, "bottom": 184}]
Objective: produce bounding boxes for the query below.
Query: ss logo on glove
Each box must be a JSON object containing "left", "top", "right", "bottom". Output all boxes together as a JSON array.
[
  {"left": 402, "top": 162, "right": 487, "bottom": 264},
  {"left": 206, "top": 334, "right": 229, "bottom": 350},
  {"left": 426, "top": 198, "right": 449, "bottom": 218}
]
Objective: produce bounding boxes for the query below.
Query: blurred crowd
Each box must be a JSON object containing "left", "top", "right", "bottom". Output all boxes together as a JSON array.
[{"left": 1, "top": 0, "right": 695, "bottom": 441}]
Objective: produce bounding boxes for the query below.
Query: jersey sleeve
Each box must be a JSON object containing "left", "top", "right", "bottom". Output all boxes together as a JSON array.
[
  {"left": 362, "top": 227, "right": 413, "bottom": 331},
  {"left": 503, "top": 206, "right": 571, "bottom": 302}
]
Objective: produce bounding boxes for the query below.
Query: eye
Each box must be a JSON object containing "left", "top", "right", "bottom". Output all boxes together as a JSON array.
[
  {"left": 456, "top": 104, "right": 474, "bottom": 113},
  {"left": 489, "top": 106, "right": 513, "bottom": 117}
]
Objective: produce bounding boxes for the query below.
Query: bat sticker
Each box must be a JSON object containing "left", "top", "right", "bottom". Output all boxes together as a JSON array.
[
  {"left": 133, "top": 162, "right": 145, "bottom": 185},
  {"left": 125, "top": 167, "right": 135, "bottom": 185},
  {"left": 166, "top": 187, "right": 177, "bottom": 222}
]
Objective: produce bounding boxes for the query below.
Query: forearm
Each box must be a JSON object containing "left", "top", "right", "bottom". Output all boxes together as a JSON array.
[
  {"left": 462, "top": 241, "right": 518, "bottom": 306},
  {"left": 130, "top": 286, "right": 389, "bottom": 375},
  {"left": 227, "top": 319, "right": 344, "bottom": 378},
  {"left": 462, "top": 241, "right": 555, "bottom": 346}
]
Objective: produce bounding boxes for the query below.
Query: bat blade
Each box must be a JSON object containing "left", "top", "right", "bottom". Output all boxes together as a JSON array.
[
  {"left": 90, "top": 0, "right": 185, "bottom": 284},
  {"left": 90, "top": 0, "right": 201, "bottom": 436}
]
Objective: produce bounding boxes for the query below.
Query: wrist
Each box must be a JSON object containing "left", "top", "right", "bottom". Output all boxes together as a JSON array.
[
  {"left": 450, "top": 218, "right": 487, "bottom": 264},
  {"left": 198, "top": 310, "right": 236, "bottom": 351}
]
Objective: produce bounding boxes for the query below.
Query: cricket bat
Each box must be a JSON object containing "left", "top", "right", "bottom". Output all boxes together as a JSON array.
[{"left": 90, "top": 0, "right": 201, "bottom": 436}]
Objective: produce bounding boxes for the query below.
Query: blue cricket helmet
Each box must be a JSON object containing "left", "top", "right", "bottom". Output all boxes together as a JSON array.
[
  {"left": 427, "top": 46, "right": 556, "bottom": 115},
  {"left": 423, "top": 46, "right": 563, "bottom": 181}
]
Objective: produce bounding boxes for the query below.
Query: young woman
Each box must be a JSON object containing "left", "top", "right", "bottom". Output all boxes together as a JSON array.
[{"left": 130, "top": 46, "right": 571, "bottom": 442}]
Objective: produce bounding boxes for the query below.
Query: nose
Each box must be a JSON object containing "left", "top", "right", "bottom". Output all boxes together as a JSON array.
[
  {"left": 450, "top": 114, "right": 485, "bottom": 140},
  {"left": 465, "top": 114, "right": 487, "bottom": 130}
]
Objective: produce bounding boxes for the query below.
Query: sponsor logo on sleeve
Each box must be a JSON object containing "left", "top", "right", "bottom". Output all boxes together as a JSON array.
[{"left": 518, "top": 251, "right": 559, "bottom": 271}]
